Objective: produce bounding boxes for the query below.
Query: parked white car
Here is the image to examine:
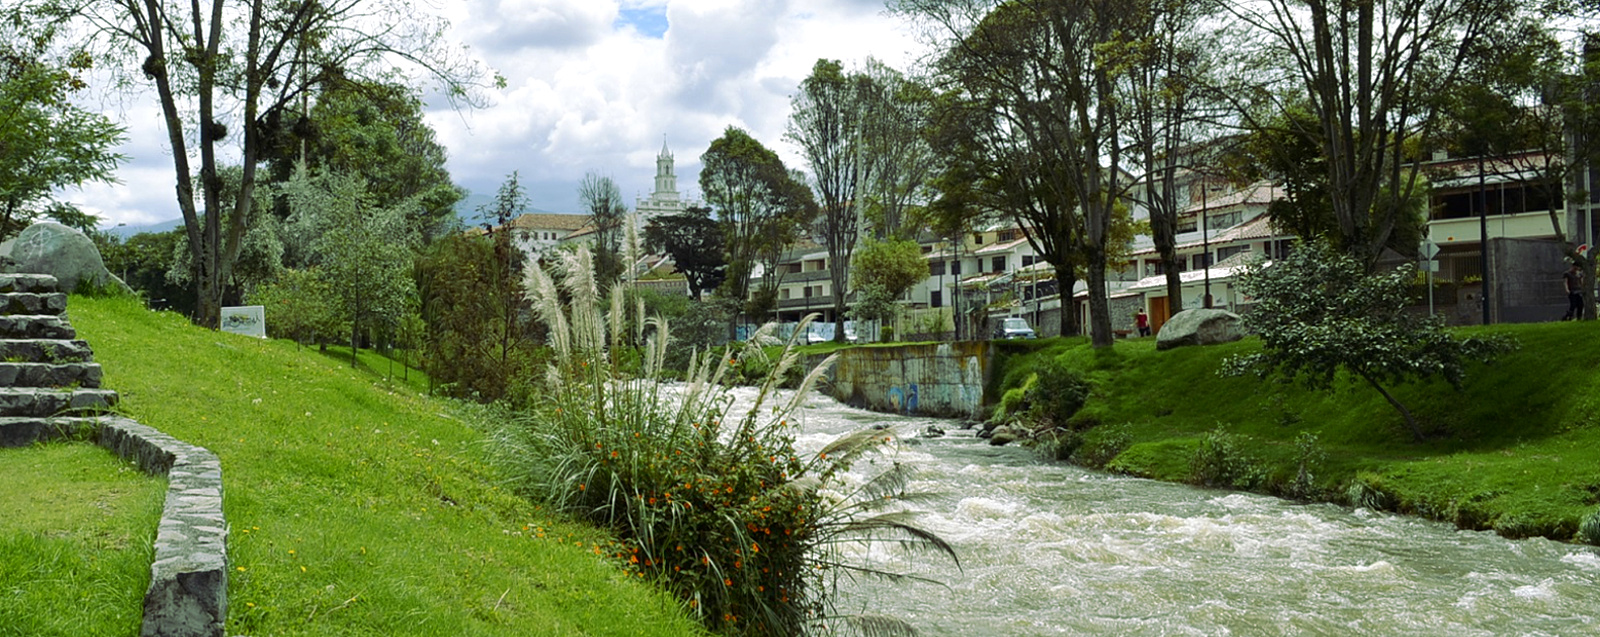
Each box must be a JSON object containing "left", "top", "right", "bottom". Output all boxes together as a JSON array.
[{"left": 993, "top": 317, "right": 1036, "bottom": 340}]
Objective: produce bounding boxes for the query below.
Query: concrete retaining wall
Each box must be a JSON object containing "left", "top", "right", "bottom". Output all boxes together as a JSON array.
[{"left": 826, "top": 342, "right": 991, "bottom": 419}]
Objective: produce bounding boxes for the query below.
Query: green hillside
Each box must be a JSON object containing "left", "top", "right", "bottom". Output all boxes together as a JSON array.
[
  {"left": 992, "top": 321, "right": 1600, "bottom": 543},
  {"left": 67, "top": 296, "right": 706, "bottom": 636}
]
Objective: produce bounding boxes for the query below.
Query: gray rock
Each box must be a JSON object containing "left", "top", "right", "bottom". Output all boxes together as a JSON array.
[
  {"left": 988, "top": 426, "right": 1019, "bottom": 446},
  {"left": 3, "top": 222, "right": 132, "bottom": 295},
  {"left": 1156, "top": 308, "right": 1245, "bottom": 351}
]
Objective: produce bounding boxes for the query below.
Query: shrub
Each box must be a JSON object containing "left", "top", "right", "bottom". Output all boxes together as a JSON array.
[
  {"left": 1344, "top": 473, "right": 1397, "bottom": 511},
  {"left": 493, "top": 246, "right": 955, "bottom": 636},
  {"left": 1288, "top": 431, "right": 1326, "bottom": 500},
  {"left": 1580, "top": 509, "right": 1600, "bottom": 546},
  {"left": 1027, "top": 365, "right": 1091, "bottom": 427},
  {"left": 1071, "top": 423, "right": 1132, "bottom": 468},
  {"left": 1189, "top": 426, "right": 1265, "bottom": 489}
]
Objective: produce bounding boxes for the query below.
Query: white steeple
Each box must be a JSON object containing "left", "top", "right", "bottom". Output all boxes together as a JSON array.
[
  {"left": 637, "top": 136, "right": 689, "bottom": 220},
  {"left": 654, "top": 138, "right": 678, "bottom": 198}
]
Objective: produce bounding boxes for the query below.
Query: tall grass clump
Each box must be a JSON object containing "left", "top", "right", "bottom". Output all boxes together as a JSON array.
[{"left": 491, "top": 245, "right": 956, "bottom": 636}]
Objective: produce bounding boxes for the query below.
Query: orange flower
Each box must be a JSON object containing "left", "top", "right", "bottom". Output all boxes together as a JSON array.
[{"left": 723, "top": 578, "right": 732, "bottom": 587}]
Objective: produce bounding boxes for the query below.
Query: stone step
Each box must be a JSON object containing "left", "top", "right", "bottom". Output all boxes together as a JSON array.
[
  {"left": 0, "top": 416, "right": 101, "bottom": 447},
  {"left": 0, "top": 339, "right": 93, "bottom": 363},
  {"left": 0, "top": 274, "right": 61, "bottom": 294},
  {"left": 0, "top": 316, "right": 76, "bottom": 339},
  {"left": 0, "top": 293, "right": 68, "bottom": 316},
  {"left": 0, "top": 387, "right": 118, "bottom": 418},
  {"left": 0, "top": 362, "right": 102, "bottom": 388}
]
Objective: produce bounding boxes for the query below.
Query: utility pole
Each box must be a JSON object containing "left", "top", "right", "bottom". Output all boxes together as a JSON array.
[{"left": 1478, "top": 155, "right": 1491, "bottom": 325}]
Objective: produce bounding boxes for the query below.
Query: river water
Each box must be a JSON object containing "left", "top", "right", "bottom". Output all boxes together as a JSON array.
[{"left": 767, "top": 389, "right": 1600, "bottom": 636}]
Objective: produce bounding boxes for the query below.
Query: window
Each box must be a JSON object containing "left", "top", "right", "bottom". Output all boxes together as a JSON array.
[
  {"left": 780, "top": 288, "right": 791, "bottom": 300},
  {"left": 992, "top": 256, "right": 1006, "bottom": 272},
  {"left": 998, "top": 229, "right": 1019, "bottom": 242},
  {"left": 972, "top": 232, "right": 984, "bottom": 245},
  {"left": 931, "top": 290, "right": 943, "bottom": 308},
  {"left": 1207, "top": 211, "right": 1241, "bottom": 228},
  {"left": 1021, "top": 255, "right": 1036, "bottom": 267},
  {"left": 930, "top": 260, "right": 946, "bottom": 276},
  {"left": 951, "top": 260, "right": 962, "bottom": 275}
]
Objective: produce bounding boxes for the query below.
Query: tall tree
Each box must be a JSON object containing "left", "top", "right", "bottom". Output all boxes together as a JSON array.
[
  {"left": 860, "top": 59, "right": 940, "bottom": 240},
  {"left": 0, "top": 19, "right": 124, "bottom": 239},
  {"left": 928, "top": 90, "right": 1082, "bottom": 338},
  {"left": 699, "top": 127, "right": 817, "bottom": 328},
  {"left": 644, "top": 205, "right": 726, "bottom": 300},
  {"left": 35, "top": 0, "right": 490, "bottom": 328},
  {"left": 279, "top": 167, "right": 418, "bottom": 365},
  {"left": 262, "top": 78, "right": 464, "bottom": 242},
  {"left": 1219, "top": 0, "right": 1518, "bottom": 267},
  {"left": 1119, "top": 0, "right": 1221, "bottom": 311},
  {"left": 787, "top": 58, "right": 870, "bottom": 341},
  {"left": 578, "top": 172, "right": 629, "bottom": 287},
  {"left": 905, "top": 0, "right": 1138, "bottom": 347},
  {"left": 415, "top": 172, "right": 537, "bottom": 403}
]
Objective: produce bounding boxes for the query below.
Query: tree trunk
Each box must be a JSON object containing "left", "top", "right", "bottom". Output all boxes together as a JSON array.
[
  {"left": 1085, "top": 252, "right": 1112, "bottom": 348},
  {"left": 1054, "top": 262, "right": 1079, "bottom": 338},
  {"left": 1358, "top": 371, "right": 1424, "bottom": 442}
]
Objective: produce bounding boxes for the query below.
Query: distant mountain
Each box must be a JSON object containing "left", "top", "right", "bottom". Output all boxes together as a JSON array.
[
  {"left": 453, "top": 191, "right": 558, "bottom": 226},
  {"left": 102, "top": 192, "right": 566, "bottom": 240},
  {"left": 102, "top": 218, "right": 183, "bottom": 239}
]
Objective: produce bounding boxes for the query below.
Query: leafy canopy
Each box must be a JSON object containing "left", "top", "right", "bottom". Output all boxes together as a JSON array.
[
  {"left": 1222, "top": 238, "right": 1514, "bottom": 441},
  {"left": 0, "top": 22, "right": 124, "bottom": 238},
  {"left": 644, "top": 205, "right": 726, "bottom": 300}
]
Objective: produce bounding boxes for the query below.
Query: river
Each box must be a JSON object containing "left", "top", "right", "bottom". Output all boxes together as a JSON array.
[{"left": 766, "top": 388, "right": 1600, "bottom": 636}]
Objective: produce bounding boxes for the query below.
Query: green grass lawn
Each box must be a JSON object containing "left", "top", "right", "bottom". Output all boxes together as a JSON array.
[
  {"left": 66, "top": 296, "right": 706, "bottom": 636},
  {"left": 0, "top": 443, "right": 165, "bottom": 637},
  {"left": 995, "top": 322, "right": 1600, "bottom": 542}
]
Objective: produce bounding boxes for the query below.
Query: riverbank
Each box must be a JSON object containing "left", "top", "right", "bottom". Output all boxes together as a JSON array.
[
  {"left": 982, "top": 321, "right": 1600, "bottom": 544},
  {"left": 62, "top": 296, "right": 705, "bottom": 636}
]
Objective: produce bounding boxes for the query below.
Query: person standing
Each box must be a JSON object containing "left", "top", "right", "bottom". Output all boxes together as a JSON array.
[
  {"left": 1135, "top": 309, "right": 1151, "bottom": 336},
  {"left": 1563, "top": 263, "right": 1584, "bottom": 321}
]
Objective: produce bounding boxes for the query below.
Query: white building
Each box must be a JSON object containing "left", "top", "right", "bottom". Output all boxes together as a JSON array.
[{"left": 636, "top": 139, "right": 689, "bottom": 220}]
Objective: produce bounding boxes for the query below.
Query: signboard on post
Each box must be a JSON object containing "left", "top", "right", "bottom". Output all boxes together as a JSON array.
[
  {"left": 1419, "top": 259, "right": 1440, "bottom": 272},
  {"left": 1421, "top": 240, "right": 1440, "bottom": 260},
  {"left": 221, "top": 305, "right": 267, "bottom": 339}
]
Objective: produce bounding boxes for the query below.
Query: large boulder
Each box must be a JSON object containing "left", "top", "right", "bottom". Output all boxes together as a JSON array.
[
  {"left": 2, "top": 222, "right": 132, "bottom": 295},
  {"left": 1155, "top": 308, "right": 1244, "bottom": 351}
]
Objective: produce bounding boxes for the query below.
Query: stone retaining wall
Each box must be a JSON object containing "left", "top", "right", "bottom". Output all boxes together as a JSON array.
[
  {"left": 0, "top": 273, "right": 225, "bottom": 637},
  {"left": 101, "top": 417, "right": 228, "bottom": 637}
]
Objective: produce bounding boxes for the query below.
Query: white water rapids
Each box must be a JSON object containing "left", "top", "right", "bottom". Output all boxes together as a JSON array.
[{"left": 758, "top": 387, "right": 1600, "bottom": 636}]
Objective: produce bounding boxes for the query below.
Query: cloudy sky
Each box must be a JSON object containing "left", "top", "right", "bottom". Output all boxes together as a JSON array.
[{"left": 69, "top": 0, "right": 929, "bottom": 228}]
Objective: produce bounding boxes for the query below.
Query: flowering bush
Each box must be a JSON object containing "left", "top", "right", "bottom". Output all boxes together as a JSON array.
[{"left": 491, "top": 245, "right": 953, "bottom": 636}]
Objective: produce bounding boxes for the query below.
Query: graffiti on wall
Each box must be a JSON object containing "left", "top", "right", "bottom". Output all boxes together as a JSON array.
[{"left": 887, "top": 384, "right": 920, "bottom": 414}]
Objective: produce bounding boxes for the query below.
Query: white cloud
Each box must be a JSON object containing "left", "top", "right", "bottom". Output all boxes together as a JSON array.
[{"left": 88, "top": 0, "right": 930, "bottom": 225}]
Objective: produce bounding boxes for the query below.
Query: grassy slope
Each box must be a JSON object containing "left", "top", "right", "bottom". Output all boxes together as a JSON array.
[
  {"left": 0, "top": 444, "right": 165, "bottom": 636},
  {"left": 70, "top": 296, "right": 706, "bottom": 637},
  {"left": 994, "top": 320, "right": 1600, "bottom": 542}
]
